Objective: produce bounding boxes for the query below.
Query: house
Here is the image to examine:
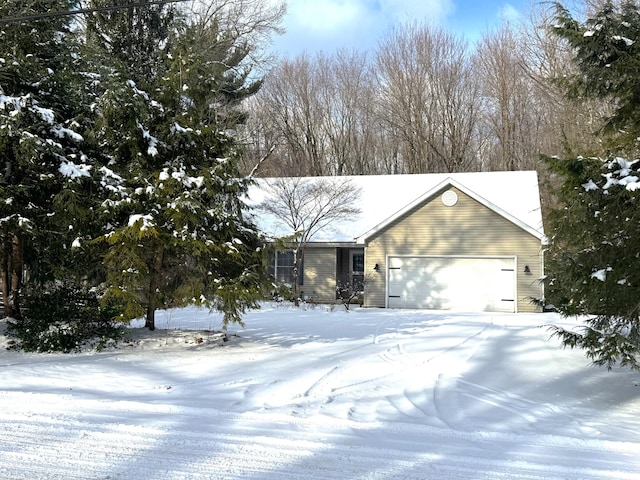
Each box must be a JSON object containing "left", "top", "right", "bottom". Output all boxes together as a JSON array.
[{"left": 248, "top": 171, "right": 546, "bottom": 313}]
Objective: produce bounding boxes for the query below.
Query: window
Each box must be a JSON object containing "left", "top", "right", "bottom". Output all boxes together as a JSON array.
[
  {"left": 351, "top": 251, "right": 364, "bottom": 292},
  {"left": 269, "top": 250, "right": 303, "bottom": 286}
]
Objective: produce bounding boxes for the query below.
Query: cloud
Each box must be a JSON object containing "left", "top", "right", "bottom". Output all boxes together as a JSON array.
[
  {"left": 275, "top": 0, "right": 456, "bottom": 55},
  {"left": 286, "top": 0, "right": 370, "bottom": 33},
  {"left": 378, "top": 0, "right": 455, "bottom": 23},
  {"left": 498, "top": 3, "right": 523, "bottom": 23}
]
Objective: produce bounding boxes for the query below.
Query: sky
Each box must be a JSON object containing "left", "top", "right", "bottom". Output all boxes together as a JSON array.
[{"left": 271, "top": 0, "right": 532, "bottom": 57}]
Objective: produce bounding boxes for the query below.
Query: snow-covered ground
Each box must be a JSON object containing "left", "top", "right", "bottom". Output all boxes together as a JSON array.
[{"left": 2, "top": 304, "right": 640, "bottom": 479}]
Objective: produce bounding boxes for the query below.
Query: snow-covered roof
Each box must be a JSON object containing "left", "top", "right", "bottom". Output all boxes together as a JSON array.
[{"left": 246, "top": 171, "right": 545, "bottom": 243}]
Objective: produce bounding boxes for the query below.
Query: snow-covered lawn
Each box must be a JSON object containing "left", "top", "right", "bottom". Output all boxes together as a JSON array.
[{"left": 2, "top": 304, "right": 640, "bottom": 479}]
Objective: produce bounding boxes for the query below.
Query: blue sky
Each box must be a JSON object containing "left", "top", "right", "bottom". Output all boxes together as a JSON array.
[{"left": 270, "top": 0, "right": 531, "bottom": 57}]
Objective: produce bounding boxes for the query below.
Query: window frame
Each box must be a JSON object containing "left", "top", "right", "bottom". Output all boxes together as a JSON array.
[{"left": 269, "top": 250, "right": 303, "bottom": 286}]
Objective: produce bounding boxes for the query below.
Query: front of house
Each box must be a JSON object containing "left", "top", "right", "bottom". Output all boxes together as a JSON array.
[{"left": 252, "top": 171, "right": 546, "bottom": 313}]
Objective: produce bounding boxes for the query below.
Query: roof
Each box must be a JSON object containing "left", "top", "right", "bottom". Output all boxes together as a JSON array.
[{"left": 246, "top": 171, "right": 545, "bottom": 243}]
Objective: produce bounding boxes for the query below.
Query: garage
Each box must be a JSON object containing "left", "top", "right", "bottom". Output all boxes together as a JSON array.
[{"left": 387, "top": 256, "right": 516, "bottom": 312}]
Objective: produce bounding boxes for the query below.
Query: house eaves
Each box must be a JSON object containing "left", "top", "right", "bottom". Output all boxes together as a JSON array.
[
  {"left": 306, "top": 241, "right": 360, "bottom": 248},
  {"left": 355, "top": 177, "right": 545, "bottom": 244}
]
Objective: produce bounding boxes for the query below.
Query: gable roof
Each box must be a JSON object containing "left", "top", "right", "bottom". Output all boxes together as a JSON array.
[
  {"left": 356, "top": 175, "right": 545, "bottom": 243},
  {"left": 246, "top": 171, "right": 545, "bottom": 243}
]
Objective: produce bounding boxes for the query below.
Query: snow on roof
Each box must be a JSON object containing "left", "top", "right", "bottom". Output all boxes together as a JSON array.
[{"left": 246, "top": 171, "right": 544, "bottom": 243}]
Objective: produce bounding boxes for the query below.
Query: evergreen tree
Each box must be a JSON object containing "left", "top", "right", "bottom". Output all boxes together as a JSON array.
[
  {"left": 87, "top": 2, "right": 268, "bottom": 330},
  {"left": 84, "top": 0, "right": 174, "bottom": 89},
  {"left": 0, "top": 0, "right": 101, "bottom": 318},
  {"left": 545, "top": 1, "right": 640, "bottom": 369},
  {"left": 551, "top": 0, "right": 640, "bottom": 147},
  {"left": 544, "top": 154, "right": 640, "bottom": 369}
]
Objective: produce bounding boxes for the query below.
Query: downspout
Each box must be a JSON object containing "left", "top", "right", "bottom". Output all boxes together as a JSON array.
[
  {"left": 540, "top": 235, "right": 550, "bottom": 311},
  {"left": 541, "top": 248, "right": 547, "bottom": 311}
]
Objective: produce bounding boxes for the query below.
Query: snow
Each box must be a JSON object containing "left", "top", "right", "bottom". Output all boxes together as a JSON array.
[
  {"left": 582, "top": 179, "right": 599, "bottom": 191},
  {"left": 59, "top": 160, "right": 91, "bottom": 179},
  {"left": 159, "top": 167, "right": 204, "bottom": 189},
  {"left": 582, "top": 156, "right": 640, "bottom": 193},
  {"left": 33, "top": 105, "right": 55, "bottom": 124},
  {"left": 172, "top": 122, "right": 193, "bottom": 134},
  {"left": 248, "top": 171, "right": 544, "bottom": 243},
  {"left": 52, "top": 125, "right": 84, "bottom": 143},
  {"left": 610, "top": 157, "right": 638, "bottom": 177},
  {"left": 126, "top": 79, "right": 149, "bottom": 100},
  {"left": 613, "top": 35, "right": 635, "bottom": 46},
  {"left": 591, "top": 268, "right": 610, "bottom": 281},
  {"left": 136, "top": 120, "right": 159, "bottom": 157},
  {"left": 0, "top": 94, "right": 22, "bottom": 112},
  {"left": 2, "top": 305, "right": 640, "bottom": 479},
  {"left": 128, "top": 214, "right": 155, "bottom": 231}
]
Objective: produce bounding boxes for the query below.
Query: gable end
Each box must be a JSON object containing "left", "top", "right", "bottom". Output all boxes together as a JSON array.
[{"left": 356, "top": 178, "right": 543, "bottom": 244}]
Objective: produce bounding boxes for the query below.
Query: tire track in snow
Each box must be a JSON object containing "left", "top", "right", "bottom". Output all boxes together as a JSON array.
[
  {"left": 3, "top": 396, "right": 640, "bottom": 480},
  {"left": 262, "top": 316, "right": 487, "bottom": 422},
  {"left": 430, "top": 321, "right": 501, "bottom": 429},
  {"left": 4, "top": 315, "right": 640, "bottom": 480},
  {"left": 295, "top": 319, "right": 498, "bottom": 424},
  {"left": 0, "top": 393, "right": 640, "bottom": 480},
  {"left": 351, "top": 319, "right": 497, "bottom": 427}
]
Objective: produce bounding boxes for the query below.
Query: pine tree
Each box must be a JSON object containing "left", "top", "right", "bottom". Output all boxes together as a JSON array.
[
  {"left": 0, "top": 0, "right": 101, "bottom": 318},
  {"left": 545, "top": 1, "right": 640, "bottom": 369},
  {"left": 544, "top": 154, "right": 640, "bottom": 369},
  {"left": 87, "top": 2, "right": 269, "bottom": 330},
  {"left": 551, "top": 0, "right": 640, "bottom": 147}
]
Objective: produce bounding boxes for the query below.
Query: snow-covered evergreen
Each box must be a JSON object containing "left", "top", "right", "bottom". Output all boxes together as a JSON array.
[
  {"left": 0, "top": 1, "right": 277, "bottom": 341},
  {"left": 0, "top": 0, "right": 100, "bottom": 318},
  {"left": 86, "top": 3, "right": 268, "bottom": 330},
  {"left": 546, "top": 1, "right": 640, "bottom": 369}
]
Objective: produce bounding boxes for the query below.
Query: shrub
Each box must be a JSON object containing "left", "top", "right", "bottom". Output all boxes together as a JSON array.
[
  {"left": 268, "top": 283, "right": 296, "bottom": 302},
  {"left": 7, "top": 283, "right": 126, "bottom": 352}
]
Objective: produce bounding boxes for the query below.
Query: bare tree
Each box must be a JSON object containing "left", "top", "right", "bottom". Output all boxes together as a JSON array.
[
  {"left": 242, "top": 49, "right": 380, "bottom": 177},
  {"left": 519, "top": 0, "right": 612, "bottom": 158},
  {"left": 375, "top": 22, "right": 482, "bottom": 173},
  {"left": 182, "top": 0, "right": 286, "bottom": 58},
  {"left": 475, "top": 23, "right": 542, "bottom": 171},
  {"left": 316, "top": 50, "right": 381, "bottom": 175},
  {"left": 239, "top": 1, "right": 616, "bottom": 179},
  {"left": 250, "top": 54, "right": 328, "bottom": 176},
  {"left": 256, "top": 177, "right": 361, "bottom": 300},
  {"left": 239, "top": 95, "right": 282, "bottom": 176}
]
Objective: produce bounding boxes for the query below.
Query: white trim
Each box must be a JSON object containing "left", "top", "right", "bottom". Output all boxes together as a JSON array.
[
  {"left": 441, "top": 189, "right": 458, "bottom": 206},
  {"left": 384, "top": 254, "right": 518, "bottom": 312},
  {"left": 356, "top": 178, "right": 544, "bottom": 244}
]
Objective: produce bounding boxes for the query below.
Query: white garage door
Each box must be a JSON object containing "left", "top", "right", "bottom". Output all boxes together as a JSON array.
[{"left": 387, "top": 256, "right": 516, "bottom": 312}]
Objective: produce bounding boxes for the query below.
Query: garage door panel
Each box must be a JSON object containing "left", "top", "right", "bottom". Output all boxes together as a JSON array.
[
  {"left": 388, "top": 257, "right": 446, "bottom": 307},
  {"left": 387, "top": 256, "right": 515, "bottom": 312}
]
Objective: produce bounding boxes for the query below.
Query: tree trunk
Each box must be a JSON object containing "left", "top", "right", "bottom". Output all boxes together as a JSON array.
[
  {"left": 10, "top": 234, "right": 23, "bottom": 319},
  {"left": 293, "top": 246, "right": 302, "bottom": 306},
  {"left": 145, "top": 243, "right": 164, "bottom": 330},
  {"left": 0, "top": 233, "right": 23, "bottom": 319},
  {"left": 1, "top": 234, "right": 11, "bottom": 318}
]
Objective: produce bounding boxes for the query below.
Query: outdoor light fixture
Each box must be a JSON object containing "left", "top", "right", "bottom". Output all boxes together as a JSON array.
[
  {"left": 374, "top": 263, "right": 380, "bottom": 271},
  {"left": 524, "top": 265, "right": 531, "bottom": 274}
]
